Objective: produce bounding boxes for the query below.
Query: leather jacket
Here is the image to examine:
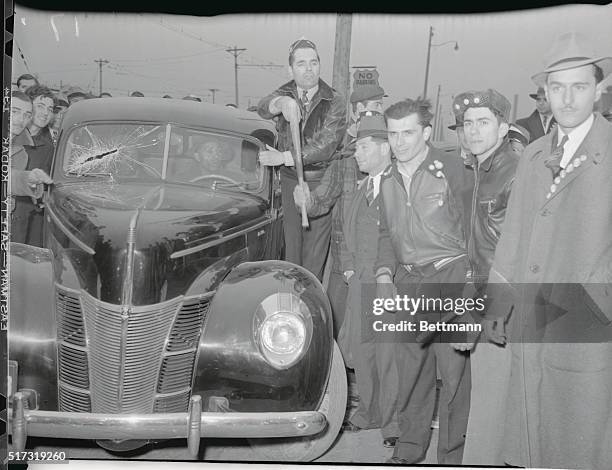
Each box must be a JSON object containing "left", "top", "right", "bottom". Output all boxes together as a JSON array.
[
  {"left": 465, "top": 139, "right": 520, "bottom": 284},
  {"left": 376, "top": 146, "right": 468, "bottom": 273},
  {"left": 257, "top": 79, "right": 347, "bottom": 181}
]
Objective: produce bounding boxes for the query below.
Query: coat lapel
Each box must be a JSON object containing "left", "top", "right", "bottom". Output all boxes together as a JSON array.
[
  {"left": 343, "top": 178, "right": 368, "bottom": 255},
  {"left": 529, "top": 132, "right": 557, "bottom": 208},
  {"left": 542, "top": 115, "right": 612, "bottom": 206}
]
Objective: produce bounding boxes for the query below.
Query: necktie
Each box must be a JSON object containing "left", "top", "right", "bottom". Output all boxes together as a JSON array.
[
  {"left": 365, "top": 177, "right": 375, "bottom": 206},
  {"left": 301, "top": 90, "right": 309, "bottom": 110},
  {"left": 542, "top": 115, "right": 548, "bottom": 132},
  {"left": 544, "top": 134, "right": 569, "bottom": 179}
]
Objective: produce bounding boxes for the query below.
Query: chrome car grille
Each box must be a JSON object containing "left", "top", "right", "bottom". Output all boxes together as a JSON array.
[
  {"left": 55, "top": 285, "right": 211, "bottom": 414},
  {"left": 154, "top": 295, "right": 211, "bottom": 412},
  {"left": 56, "top": 286, "right": 91, "bottom": 412}
]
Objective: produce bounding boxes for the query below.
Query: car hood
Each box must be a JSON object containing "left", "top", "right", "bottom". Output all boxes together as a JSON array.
[{"left": 46, "top": 181, "right": 268, "bottom": 304}]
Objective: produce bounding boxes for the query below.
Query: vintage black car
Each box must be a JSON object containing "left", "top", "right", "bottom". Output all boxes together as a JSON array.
[{"left": 9, "top": 98, "right": 347, "bottom": 461}]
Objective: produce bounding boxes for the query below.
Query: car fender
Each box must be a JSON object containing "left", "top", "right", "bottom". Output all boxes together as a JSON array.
[
  {"left": 9, "top": 243, "right": 59, "bottom": 409},
  {"left": 193, "top": 260, "right": 333, "bottom": 413}
]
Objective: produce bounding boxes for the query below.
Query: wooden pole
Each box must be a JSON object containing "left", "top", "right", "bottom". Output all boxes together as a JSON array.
[
  {"left": 512, "top": 93, "right": 519, "bottom": 123},
  {"left": 290, "top": 117, "right": 309, "bottom": 228},
  {"left": 332, "top": 14, "right": 353, "bottom": 103},
  {"left": 423, "top": 26, "right": 434, "bottom": 99},
  {"left": 433, "top": 84, "right": 442, "bottom": 140}
]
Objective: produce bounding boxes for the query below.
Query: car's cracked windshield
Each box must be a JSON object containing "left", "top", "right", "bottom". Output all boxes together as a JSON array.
[{"left": 63, "top": 123, "right": 263, "bottom": 190}]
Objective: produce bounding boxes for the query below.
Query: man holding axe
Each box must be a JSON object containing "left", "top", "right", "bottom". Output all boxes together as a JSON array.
[{"left": 257, "top": 38, "right": 347, "bottom": 280}]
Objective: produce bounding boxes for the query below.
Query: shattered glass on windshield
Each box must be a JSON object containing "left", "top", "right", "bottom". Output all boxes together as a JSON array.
[{"left": 64, "top": 124, "right": 166, "bottom": 178}]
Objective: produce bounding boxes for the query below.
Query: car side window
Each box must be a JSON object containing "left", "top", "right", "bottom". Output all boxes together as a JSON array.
[{"left": 167, "top": 129, "right": 263, "bottom": 191}]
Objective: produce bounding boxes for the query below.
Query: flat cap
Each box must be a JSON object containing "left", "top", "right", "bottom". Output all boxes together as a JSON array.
[
  {"left": 453, "top": 89, "right": 511, "bottom": 122},
  {"left": 508, "top": 123, "right": 530, "bottom": 146},
  {"left": 349, "top": 84, "right": 387, "bottom": 104}
]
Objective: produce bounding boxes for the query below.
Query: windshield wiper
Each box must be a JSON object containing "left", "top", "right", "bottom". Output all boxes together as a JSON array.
[
  {"left": 82, "top": 148, "right": 118, "bottom": 163},
  {"left": 66, "top": 171, "right": 113, "bottom": 177}
]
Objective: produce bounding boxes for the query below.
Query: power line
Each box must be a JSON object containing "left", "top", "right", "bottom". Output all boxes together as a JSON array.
[
  {"left": 154, "top": 18, "right": 286, "bottom": 80},
  {"left": 226, "top": 46, "right": 246, "bottom": 107},
  {"left": 111, "top": 48, "right": 226, "bottom": 64},
  {"left": 106, "top": 62, "right": 228, "bottom": 97},
  {"left": 152, "top": 17, "right": 228, "bottom": 50}
]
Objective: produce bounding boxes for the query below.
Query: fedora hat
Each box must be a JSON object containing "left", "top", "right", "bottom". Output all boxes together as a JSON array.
[
  {"left": 349, "top": 111, "right": 387, "bottom": 144},
  {"left": 529, "top": 87, "right": 546, "bottom": 100},
  {"left": 532, "top": 32, "right": 612, "bottom": 86}
]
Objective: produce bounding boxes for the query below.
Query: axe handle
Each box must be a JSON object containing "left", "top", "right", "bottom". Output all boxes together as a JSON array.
[{"left": 289, "top": 117, "right": 309, "bottom": 228}]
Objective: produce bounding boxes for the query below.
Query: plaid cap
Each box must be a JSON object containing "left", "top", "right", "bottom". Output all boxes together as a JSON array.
[
  {"left": 350, "top": 111, "right": 387, "bottom": 143},
  {"left": 453, "top": 89, "right": 511, "bottom": 122},
  {"left": 289, "top": 38, "right": 318, "bottom": 56}
]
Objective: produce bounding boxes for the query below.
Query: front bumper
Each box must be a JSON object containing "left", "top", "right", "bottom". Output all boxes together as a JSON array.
[{"left": 11, "top": 392, "right": 327, "bottom": 456}]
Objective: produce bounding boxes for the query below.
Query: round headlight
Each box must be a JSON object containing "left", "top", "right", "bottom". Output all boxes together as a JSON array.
[
  {"left": 261, "top": 312, "right": 306, "bottom": 355},
  {"left": 253, "top": 292, "right": 313, "bottom": 369}
]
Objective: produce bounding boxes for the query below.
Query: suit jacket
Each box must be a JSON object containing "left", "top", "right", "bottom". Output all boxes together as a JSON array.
[
  {"left": 516, "top": 110, "right": 555, "bottom": 143},
  {"left": 339, "top": 177, "right": 374, "bottom": 276},
  {"left": 487, "top": 113, "right": 612, "bottom": 469}
]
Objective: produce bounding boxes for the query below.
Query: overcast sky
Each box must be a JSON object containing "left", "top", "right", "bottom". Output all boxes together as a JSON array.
[{"left": 12, "top": 5, "right": 612, "bottom": 140}]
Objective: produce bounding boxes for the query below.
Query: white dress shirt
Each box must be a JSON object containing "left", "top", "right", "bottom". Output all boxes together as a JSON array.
[
  {"left": 368, "top": 172, "right": 383, "bottom": 200},
  {"left": 558, "top": 113, "right": 595, "bottom": 169}
]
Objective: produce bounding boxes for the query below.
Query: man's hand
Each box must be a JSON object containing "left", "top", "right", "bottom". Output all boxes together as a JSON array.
[
  {"left": 26, "top": 168, "right": 53, "bottom": 200},
  {"left": 375, "top": 274, "right": 396, "bottom": 312},
  {"left": 293, "top": 183, "right": 313, "bottom": 211},
  {"left": 27, "top": 168, "right": 53, "bottom": 186},
  {"left": 275, "top": 96, "right": 301, "bottom": 123},
  {"left": 483, "top": 319, "right": 507, "bottom": 346},
  {"left": 451, "top": 342, "right": 476, "bottom": 352},
  {"left": 259, "top": 145, "right": 294, "bottom": 167}
]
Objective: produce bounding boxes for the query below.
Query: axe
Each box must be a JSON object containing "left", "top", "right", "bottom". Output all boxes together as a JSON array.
[{"left": 289, "top": 112, "right": 309, "bottom": 228}]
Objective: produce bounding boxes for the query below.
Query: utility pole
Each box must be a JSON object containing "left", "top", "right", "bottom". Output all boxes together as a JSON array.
[
  {"left": 423, "top": 26, "right": 434, "bottom": 99},
  {"left": 433, "top": 84, "right": 441, "bottom": 140},
  {"left": 94, "top": 59, "right": 109, "bottom": 96},
  {"left": 209, "top": 88, "right": 220, "bottom": 104},
  {"left": 512, "top": 93, "right": 519, "bottom": 123},
  {"left": 332, "top": 14, "right": 353, "bottom": 103},
  {"left": 226, "top": 46, "right": 246, "bottom": 107}
]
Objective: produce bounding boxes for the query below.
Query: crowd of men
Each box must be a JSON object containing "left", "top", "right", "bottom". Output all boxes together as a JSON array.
[
  {"left": 8, "top": 28, "right": 612, "bottom": 469},
  {"left": 257, "top": 32, "right": 612, "bottom": 469}
]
